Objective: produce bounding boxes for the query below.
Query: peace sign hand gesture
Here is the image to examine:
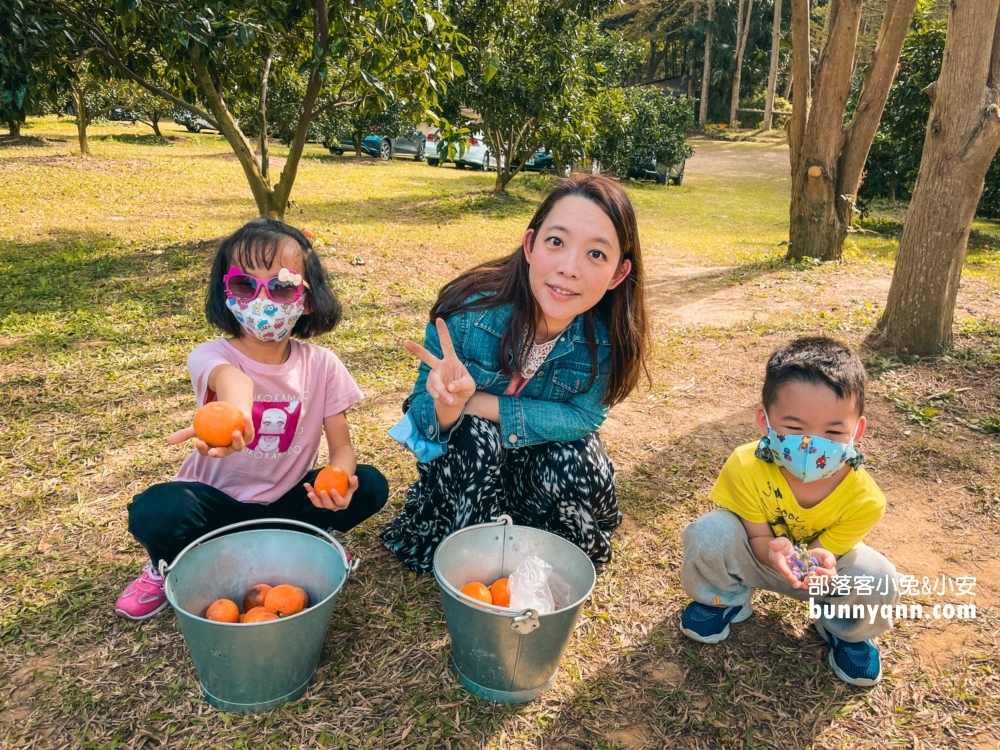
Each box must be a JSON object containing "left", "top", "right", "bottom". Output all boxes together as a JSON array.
[{"left": 404, "top": 318, "right": 476, "bottom": 407}]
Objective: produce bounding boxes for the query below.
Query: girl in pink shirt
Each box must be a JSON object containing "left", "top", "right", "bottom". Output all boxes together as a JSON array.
[{"left": 115, "top": 219, "right": 388, "bottom": 620}]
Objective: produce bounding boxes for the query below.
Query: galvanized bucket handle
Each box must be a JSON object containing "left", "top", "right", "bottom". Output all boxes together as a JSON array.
[{"left": 158, "top": 518, "right": 358, "bottom": 580}]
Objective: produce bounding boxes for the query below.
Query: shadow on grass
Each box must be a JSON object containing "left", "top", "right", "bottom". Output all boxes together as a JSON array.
[
  {"left": 0, "top": 230, "right": 212, "bottom": 316},
  {"left": 0, "top": 230, "right": 215, "bottom": 359},
  {"left": 90, "top": 132, "right": 179, "bottom": 146},
  {"left": 0, "top": 134, "right": 50, "bottom": 148}
]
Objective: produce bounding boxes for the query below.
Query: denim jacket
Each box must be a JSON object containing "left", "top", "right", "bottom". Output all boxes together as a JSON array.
[{"left": 395, "top": 300, "right": 612, "bottom": 458}]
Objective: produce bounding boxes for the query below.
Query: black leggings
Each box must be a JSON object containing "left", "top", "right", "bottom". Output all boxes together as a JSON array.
[
  {"left": 128, "top": 465, "right": 389, "bottom": 566},
  {"left": 381, "top": 416, "right": 621, "bottom": 573}
]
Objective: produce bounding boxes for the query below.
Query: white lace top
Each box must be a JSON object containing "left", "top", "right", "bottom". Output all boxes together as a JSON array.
[{"left": 519, "top": 338, "right": 558, "bottom": 378}]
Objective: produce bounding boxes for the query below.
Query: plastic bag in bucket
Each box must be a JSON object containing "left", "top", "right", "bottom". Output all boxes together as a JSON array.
[{"left": 433, "top": 515, "right": 596, "bottom": 702}]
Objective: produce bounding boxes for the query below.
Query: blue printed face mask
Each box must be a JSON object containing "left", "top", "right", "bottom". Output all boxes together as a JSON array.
[{"left": 759, "top": 411, "right": 860, "bottom": 482}]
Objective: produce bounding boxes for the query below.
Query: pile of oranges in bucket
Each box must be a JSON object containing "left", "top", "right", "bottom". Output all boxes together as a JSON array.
[
  {"left": 460, "top": 578, "right": 511, "bottom": 608},
  {"left": 204, "top": 584, "right": 309, "bottom": 623}
]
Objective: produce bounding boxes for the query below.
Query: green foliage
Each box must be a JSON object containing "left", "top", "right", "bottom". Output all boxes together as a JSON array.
[
  {"left": 444, "top": 0, "right": 619, "bottom": 190},
  {"left": 536, "top": 24, "right": 646, "bottom": 172},
  {"left": 12, "top": 0, "right": 462, "bottom": 213},
  {"left": 590, "top": 88, "right": 694, "bottom": 178},
  {"left": 738, "top": 91, "right": 792, "bottom": 129},
  {"left": 0, "top": 4, "right": 74, "bottom": 129},
  {"left": 859, "top": 3, "right": 1000, "bottom": 218}
]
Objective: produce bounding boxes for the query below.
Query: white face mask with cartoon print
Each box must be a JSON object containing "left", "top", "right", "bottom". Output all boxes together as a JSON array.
[{"left": 226, "top": 296, "right": 305, "bottom": 342}]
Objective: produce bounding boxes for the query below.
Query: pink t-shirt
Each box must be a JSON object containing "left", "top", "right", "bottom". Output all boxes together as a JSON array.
[{"left": 174, "top": 338, "right": 363, "bottom": 504}]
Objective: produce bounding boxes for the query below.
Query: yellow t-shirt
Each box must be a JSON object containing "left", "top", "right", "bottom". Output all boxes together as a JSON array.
[{"left": 710, "top": 441, "right": 886, "bottom": 555}]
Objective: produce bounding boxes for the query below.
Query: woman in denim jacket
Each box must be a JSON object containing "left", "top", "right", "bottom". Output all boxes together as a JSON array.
[{"left": 382, "top": 175, "right": 650, "bottom": 572}]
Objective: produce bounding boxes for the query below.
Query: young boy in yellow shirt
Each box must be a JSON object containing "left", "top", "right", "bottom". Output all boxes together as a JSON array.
[{"left": 679, "top": 336, "right": 900, "bottom": 686}]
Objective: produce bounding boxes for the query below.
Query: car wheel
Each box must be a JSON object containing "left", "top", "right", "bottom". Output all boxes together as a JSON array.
[
  {"left": 455, "top": 161, "right": 466, "bottom": 170},
  {"left": 191, "top": 124, "right": 202, "bottom": 133},
  {"left": 415, "top": 143, "right": 425, "bottom": 162},
  {"left": 379, "top": 139, "right": 391, "bottom": 160},
  {"left": 655, "top": 171, "right": 667, "bottom": 185},
  {"left": 671, "top": 173, "right": 683, "bottom": 186},
  {"left": 427, "top": 159, "right": 439, "bottom": 167},
  {"left": 480, "top": 155, "right": 490, "bottom": 171}
]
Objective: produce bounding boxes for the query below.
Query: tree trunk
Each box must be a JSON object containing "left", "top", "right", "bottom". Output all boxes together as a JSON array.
[
  {"left": 699, "top": 0, "right": 715, "bottom": 126},
  {"left": 72, "top": 87, "right": 90, "bottom": 156},
  {"left": 553, "top": 152, "right": 566, "bottom": 177},
  {"left": 488, "top": 124, "right": 534, "bottom": 195},
  {"left": 352, "top": 133, "right": 363, "bottom": 157},
  {"left": 730, "top": 0, "right": 754, "bottom": 128},
  {"left": 871, "top": 1, "right": 1000, "bottom": 355},
  {"left": 787, "top": 0, "right": 916, "bottom": 261},
  {"left": 687, "top": 6, "right": 699, "bottom": 98},
  {"left": 260, "top": 49, "right": 273, "bottom": 181},
  {"left": 7, "top": 119, "right": 21, "bottom": 137},
  {"left": 151, "top": 111, "right": 162, "bottom": 138},
  {"left": 764, "top": 0, "right": 783, "bottom": 130}
]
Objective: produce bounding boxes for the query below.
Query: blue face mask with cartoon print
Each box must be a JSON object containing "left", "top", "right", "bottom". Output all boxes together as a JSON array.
[{"left": 757, "top": 411, "right": 860, "bottom": 483}]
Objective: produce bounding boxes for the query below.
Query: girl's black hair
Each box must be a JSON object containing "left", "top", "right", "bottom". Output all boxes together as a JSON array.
[{"left": 206, "top": 218, "right": 341, "bottom": 338}]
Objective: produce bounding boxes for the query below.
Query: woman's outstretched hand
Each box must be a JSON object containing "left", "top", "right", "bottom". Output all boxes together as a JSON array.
[{"left": 404, "top": 318, "right": 476, "bottom": 407}]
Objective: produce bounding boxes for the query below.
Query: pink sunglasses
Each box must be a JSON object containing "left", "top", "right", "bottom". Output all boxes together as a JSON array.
[{"left": 223, "top": 266, "right": 310, "bottom": 304}]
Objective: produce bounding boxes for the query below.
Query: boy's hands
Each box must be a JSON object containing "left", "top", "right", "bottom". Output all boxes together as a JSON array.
[
  {"left": 768, "top": 537, "right": 837, "bottom": 588},
  {"left": 304, "top": 474, "right": 359, "bottom": 511},
  {"left": 806, "top": 547, "right": 837, "bottom": 582},
  {"left": 168, "top": 419, "right": 255, "bottom": 459},
  {"left": 767, "top": 536, "right": 802, "bottom": 587},
  {"left": 404, "top": 318, "right": 476, "bottom": 407}
]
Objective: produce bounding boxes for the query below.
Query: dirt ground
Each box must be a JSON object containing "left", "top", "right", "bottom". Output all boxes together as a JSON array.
[{"left": 2, "top": 137, "right": 999, "bottom": 749}]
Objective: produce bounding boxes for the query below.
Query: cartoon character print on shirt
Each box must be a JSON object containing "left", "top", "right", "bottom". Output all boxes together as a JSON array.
[{"left": 247, "top": 398, "right": 301, "bottom": 454}]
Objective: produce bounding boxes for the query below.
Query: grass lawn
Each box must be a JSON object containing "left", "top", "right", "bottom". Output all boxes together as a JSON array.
[{"left": 1, "top": 116, "right": 999, "bottom": 749}]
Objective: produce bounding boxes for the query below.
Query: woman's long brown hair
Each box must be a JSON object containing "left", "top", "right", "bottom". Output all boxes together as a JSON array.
[{"left": 430, "top": 174, "right": 650, "bottom": 407}]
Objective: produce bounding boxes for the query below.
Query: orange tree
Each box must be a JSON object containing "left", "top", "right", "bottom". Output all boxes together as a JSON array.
[{"left": 12, "top": 0, "right": 463, "bottom": 219}]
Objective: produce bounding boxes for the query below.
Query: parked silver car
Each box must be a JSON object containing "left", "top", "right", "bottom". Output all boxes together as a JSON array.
[{"left": 426, "top": 130, "right": 497, "bottom": 170}]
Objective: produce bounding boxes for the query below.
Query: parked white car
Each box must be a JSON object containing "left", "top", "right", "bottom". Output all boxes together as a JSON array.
[{"left": 425, "top": 130, "right": 498, "bottom": 171}]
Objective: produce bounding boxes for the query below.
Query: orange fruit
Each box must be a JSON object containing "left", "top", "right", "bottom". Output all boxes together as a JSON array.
[
  {"left": 205, "top": 599, "right": 240, "bottom": 623},
  {"left": 490, "top": 578, "right": 511, "bottom": 608},
  {"left": 264, "top": 584, "right": 308, "bottom": 617},
  {"left": 243, "top": 583, "right": 273, "bottom": 612},
  {"left": 314, "top": 465, "right": 349, "bottom": 497},
  {"left": 460, "top": 582, "right": 492, "bottom": 605},
  {"left": 242, "top": 607, "right": 279, "bottom": 623},
  {"left": 193, "top": 402, "right": 245, "bottom": 448}
]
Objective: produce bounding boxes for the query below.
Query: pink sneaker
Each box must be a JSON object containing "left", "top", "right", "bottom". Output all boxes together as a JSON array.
[{"left": 115, "top": 562, "right": 168, "bottom": 620}]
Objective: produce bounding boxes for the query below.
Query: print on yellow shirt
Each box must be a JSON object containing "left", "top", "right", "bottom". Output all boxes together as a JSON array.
[{"left": 710, "top": 442, "right": 886, "bottom": 555}]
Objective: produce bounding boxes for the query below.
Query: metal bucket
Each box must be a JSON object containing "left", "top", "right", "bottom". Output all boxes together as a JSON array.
[
  {"left": 433, "top": 515, "right": 596, "bottom": 703},
  {"left": 160, "top": 519, "right": 358, "bottom": 713}
]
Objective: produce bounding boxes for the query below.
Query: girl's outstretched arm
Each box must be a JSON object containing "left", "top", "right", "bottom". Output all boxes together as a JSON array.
[{"left": 168, "top": 364, "right": 256, "bottom": 458}]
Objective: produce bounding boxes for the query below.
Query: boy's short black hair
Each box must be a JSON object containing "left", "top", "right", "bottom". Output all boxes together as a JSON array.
[
  {"left": 206, "top": 218, "right": 341, "bottom": 338},
  {"left": 762, "top": 336, "right": 867, "bottom": 415}
]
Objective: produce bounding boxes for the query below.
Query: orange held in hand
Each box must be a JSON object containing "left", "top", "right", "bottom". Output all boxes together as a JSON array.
[
  {"left": 314, "top": 465, "right": 349, "bottom": 497},
  {"left": 460, "top": 582, "right": 493, "bottom": 605},
  {"left": 264, "top": 584, "right": 308, "bottom": 617},
  {"left": 205, "top": 599, "right": 240, "bottom": 623},
  {"left": 242, "top": 607, "right": 279, "bottom": 623},
  {"left": 243, "top": 583, "right": 272, "bottom": 612},
  {"left": 490, "top": 578, "right": 511, "bottom": 608},
  {"left": 193, "top": 402, "right": 245, "bottom": 447}
]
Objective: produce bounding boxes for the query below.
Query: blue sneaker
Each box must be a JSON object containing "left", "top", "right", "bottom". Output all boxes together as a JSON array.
[
  {"left": 814, "top": 621, "right": 882, "bottom": 686},
  {"left": 680, "top": 601, "right": 752, "bottom": 644}
]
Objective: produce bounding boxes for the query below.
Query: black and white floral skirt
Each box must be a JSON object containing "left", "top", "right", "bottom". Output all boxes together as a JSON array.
[{"left": 381, "top": 416, "right": 621, "bottom": 573}]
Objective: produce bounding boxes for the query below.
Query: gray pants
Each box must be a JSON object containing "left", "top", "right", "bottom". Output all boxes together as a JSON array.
[{"left": 681, "top": 510, "right": 901, "bottom": 642}]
